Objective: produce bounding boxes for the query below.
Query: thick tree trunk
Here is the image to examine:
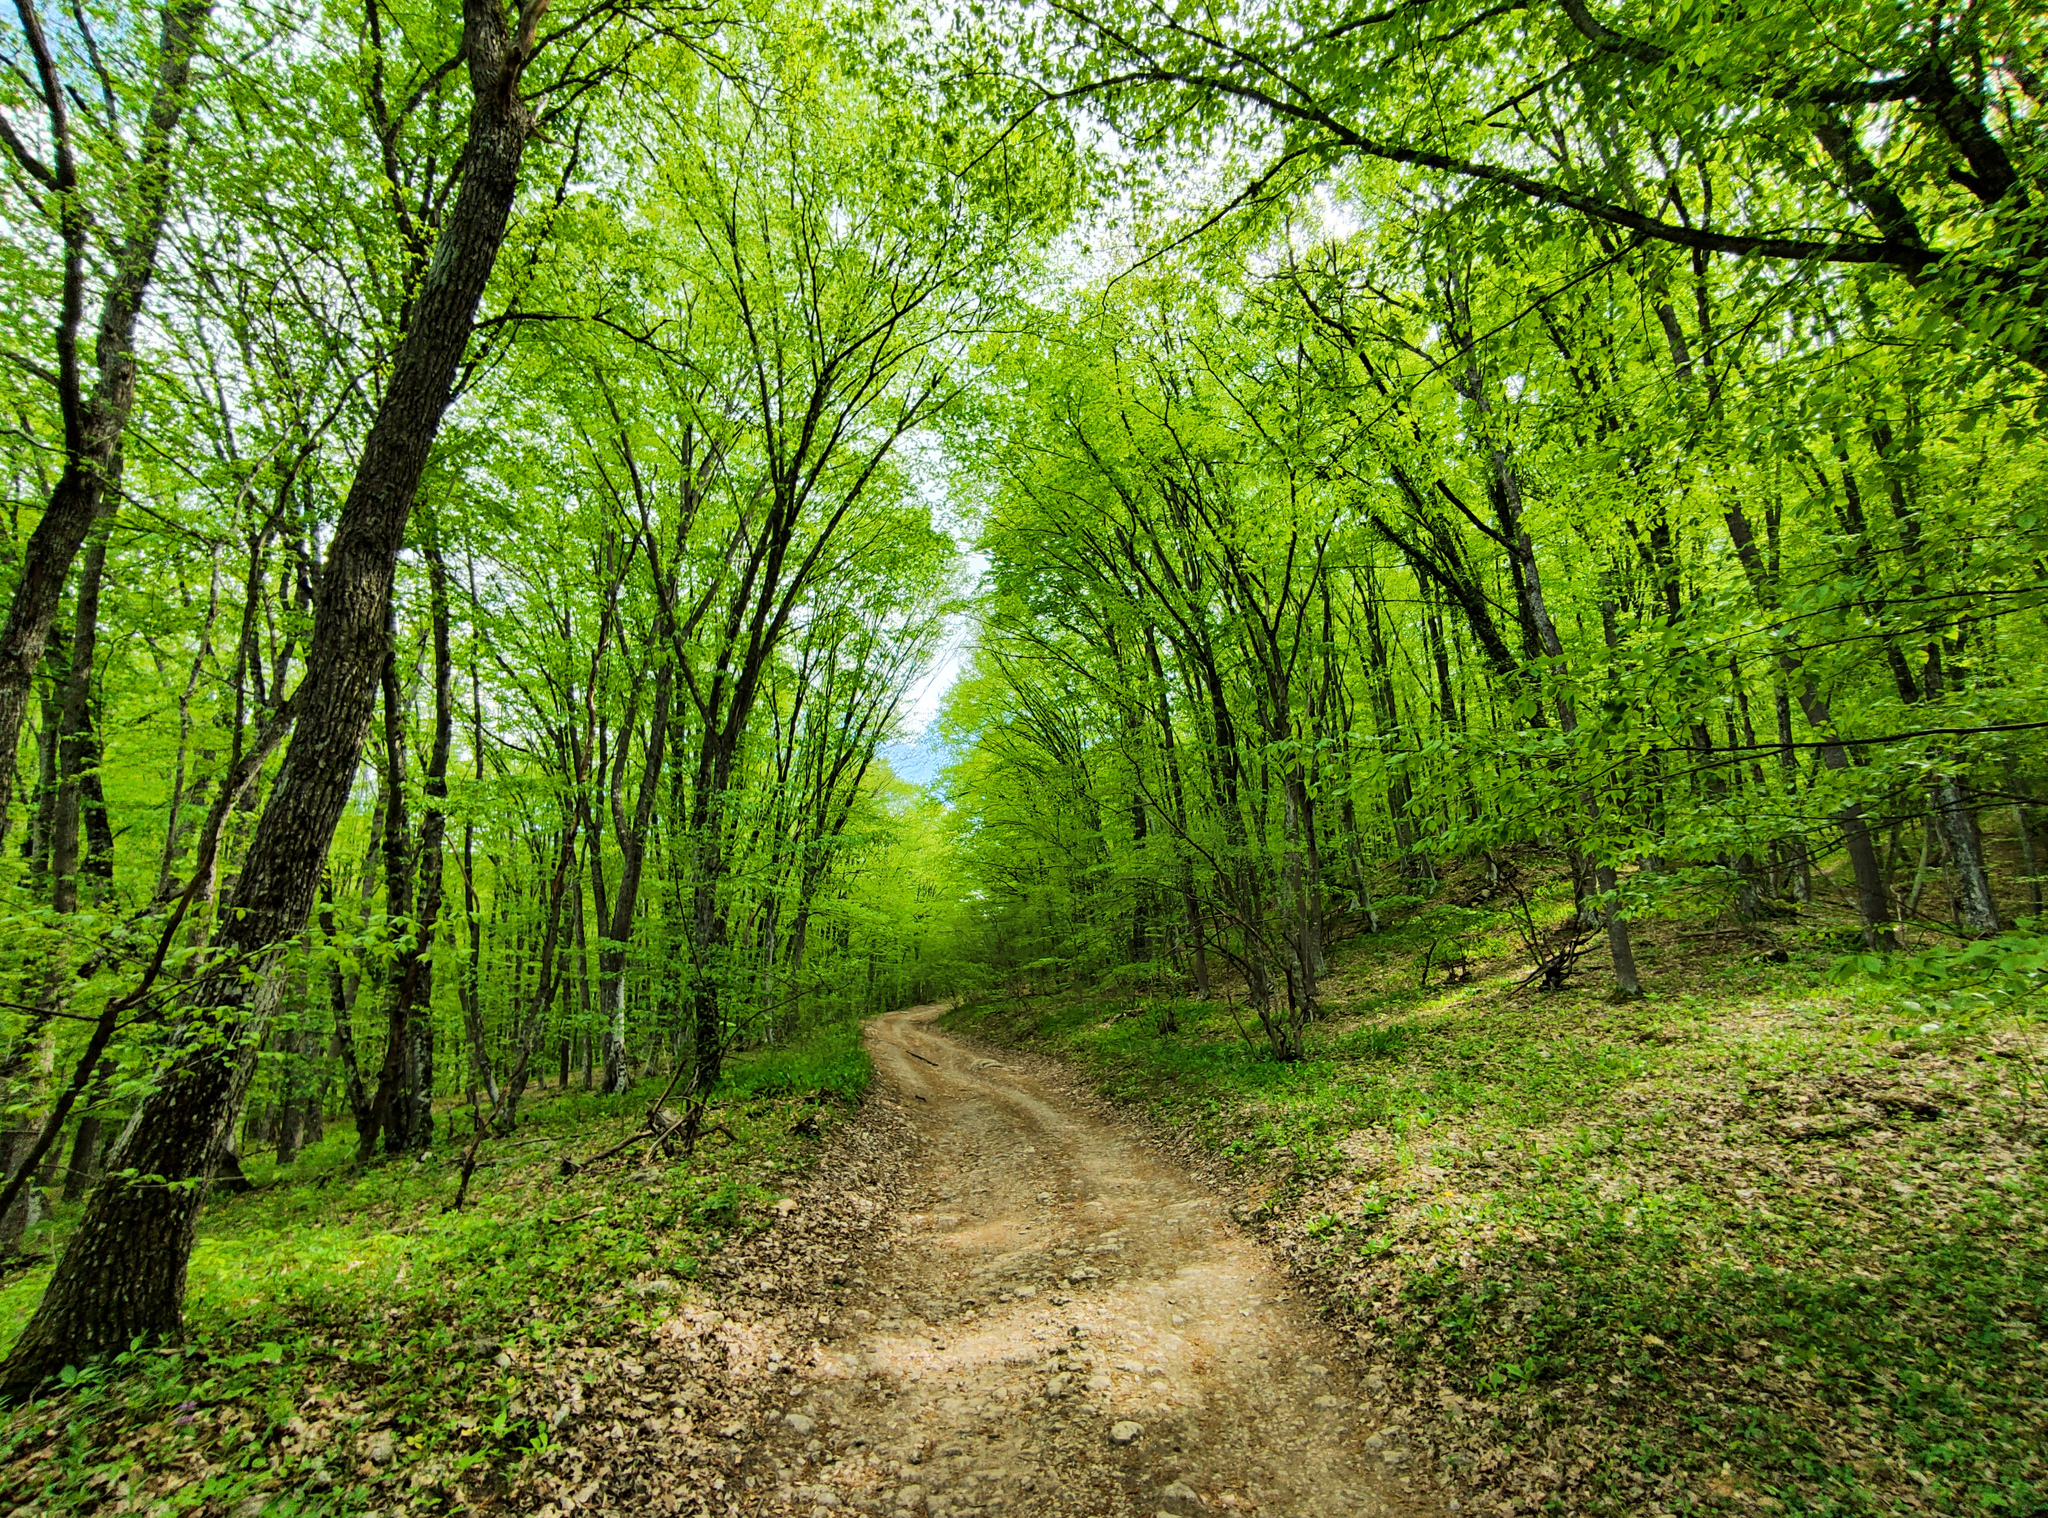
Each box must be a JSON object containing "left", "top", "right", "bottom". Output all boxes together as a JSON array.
[
  {"left": 0, "top": 0, "right": 537, "bottom": 1398},
  {"left": 1929, "top": 776, "right": 2000, "bottom": 934}
]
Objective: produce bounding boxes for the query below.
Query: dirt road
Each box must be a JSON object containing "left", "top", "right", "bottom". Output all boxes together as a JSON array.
[{"left": 753, "top": 1005, "right": 1436, "bottom": 1518}]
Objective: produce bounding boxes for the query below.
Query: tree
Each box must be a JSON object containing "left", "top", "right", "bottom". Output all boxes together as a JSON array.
[
  {"left": 0, "top": 0, "right": 603, "bottom": 1397},
  {"left": 0, "top": 0, "right": 212, "bottom": 791},
  {"left": 1038, "top": 0, "right": 2048, "bottom": 371}
]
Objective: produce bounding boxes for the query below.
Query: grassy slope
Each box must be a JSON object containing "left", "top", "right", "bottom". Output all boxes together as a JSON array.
[
  {"left": 0, "top": 1020, "right": 871, "bottom": 1516},
  {"left": 943, "top": 890, "right": 2048, "bottom": 1517}
]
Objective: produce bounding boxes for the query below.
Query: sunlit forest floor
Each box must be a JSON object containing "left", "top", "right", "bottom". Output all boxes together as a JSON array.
[
  {"left": 0, "top": 871, "right": 2042, "bottom": 1518},
  {"left": 943, "top": 872, "right": 2048, "bottom": 1516},
  {"left": 0, "top": 1028, "right": 886, "bottom": 1516}
]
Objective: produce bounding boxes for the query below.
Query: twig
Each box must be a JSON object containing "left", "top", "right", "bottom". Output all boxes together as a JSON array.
[
  {"left": 445, "top": 1097, "right": 488, "bottom": 1214},
  {"left": 906, "top": 1049, "right": 940, "bottom": 1068},
  {"left": 1220, "top": 992, "right": 1264, "bottom": 1055}
]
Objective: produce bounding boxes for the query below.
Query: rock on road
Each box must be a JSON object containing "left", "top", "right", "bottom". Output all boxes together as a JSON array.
[{"left": 754, "top": 1004, "right": 1436, "bottom": 1518}]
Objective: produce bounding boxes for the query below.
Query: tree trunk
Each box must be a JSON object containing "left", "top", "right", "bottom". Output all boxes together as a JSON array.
[
  {"left": 275, "top": 1027, "right": 307, "bottom": 1166},
  {"left": 59, "top": 1062, "right": 113, "bottom": 1203},
  {"left": 0, "top": 0, "right": 211, "bottom": 800},
  {"left": 319, "top": 883, "right": 375, "bottom": 1137},
  {"left": 359, "top": 645, "right": 414, "bottom": 1160},
  {"left": 0, "top": 0, "right": 538, "bottom": 1398},
  {"left": 504, "top": 820, "right": 578, "bottom": 1124},
  {"left": 2015, "top": 803, "right": 2044, "bottom": 920},
  {"left": 601, "top": 660, "right": 670, "bottom": 1094},
  {"left": 25, "top": 657, "right": 61, "bottom": 879},
  {"left": 51, "top": 529, "right": 112, "bottom": 913},
  {"left": 0, "top": 1129, "right": 44, "bottom": 1258},
  {"left": 1930, "top": 776, "right": 2000, "bottom": 934},
  {"left": 363, "top": 543, "right": 456, "bottom": 1150},
  {"left": 1470, "top": 357, "right": 1642, "bottom": 999},
  {"left": 457, "top": 600, "right": 501, "bottom": 1113}
]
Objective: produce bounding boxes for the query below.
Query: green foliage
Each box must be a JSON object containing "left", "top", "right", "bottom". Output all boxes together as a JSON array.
[
  {"left": 717, "top": 1017, "right": 872, "bottom": 1105},
  {"left": 1835, "top": 928, "right": 2048, "bottom": 1023}
]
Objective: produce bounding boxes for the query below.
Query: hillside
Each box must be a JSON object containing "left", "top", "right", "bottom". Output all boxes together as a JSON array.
[{"left": 944, "top": 888, "right": 2048, "bottom": 1516}]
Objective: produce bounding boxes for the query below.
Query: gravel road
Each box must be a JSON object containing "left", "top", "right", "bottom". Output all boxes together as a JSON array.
[{"left": 753, "top": 1004, "right": 1436, "bottom": 1518}]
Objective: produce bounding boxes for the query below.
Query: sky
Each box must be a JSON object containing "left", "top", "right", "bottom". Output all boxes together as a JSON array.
[{"left": 878, "top": 588, "right": 976, "bottom": 787}]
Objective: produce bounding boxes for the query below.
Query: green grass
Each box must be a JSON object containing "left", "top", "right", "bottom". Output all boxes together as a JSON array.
[
  {"left": 944, "top": 907, "right": 2048, "bottom": 1516},
  {"left": 0, "top": 1020, "right": 872, "bottom": 1515}
]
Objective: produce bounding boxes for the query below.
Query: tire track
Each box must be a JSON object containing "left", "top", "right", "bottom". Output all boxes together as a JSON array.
[{"left": 752, "top": 1004, "right": 1436, "bottom": 1518}]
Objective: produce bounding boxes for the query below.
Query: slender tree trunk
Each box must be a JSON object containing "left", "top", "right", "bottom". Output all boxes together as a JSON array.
[
  {"left": 359, "top": 646, "right": 414, "bottom": 1160},
  {"left": 0, "top": 1, "right": 538, "bottom": 1397},
  {"left": 2015, "top": 803, "right": 2044, "bottom": 919},
  {"left": 60, "top": 1058, "right": 114, "bottom": 1203},
  {"left": 505, "top": 820, "right": 578, "bottom": 1124},
  {"left": 1469, "top": 359, "right": 1643, "bottom": 998},
  {"left": 51, "top": 529, "right": 112, "bottom": 912},
  {"left": 319, "top": 883, "right": 375, "bottom": 1136},
  {"left": 457, "top": 594, "right": 499, "bottom": 1111},
  {"left": 1142, "top": 625, "right": 1209, "bottom": 997},
  {"left": 601, "top": 659, "right": 670, "bottom": 1094},
  {"left": 25, "top": 656, "right": 61, "bottom": 879},
  {"left": 1340, "top": 794, "right": 1380, "bottom": 934},
  {"left": 275, "top": 1026, "right": 307, "bottom": 1165},
  {"left": 0, "top": 0, "right": 211, "bottom": 801},
  {"left": 364, "top": 542, "right": 456, "bottom": 1150}
]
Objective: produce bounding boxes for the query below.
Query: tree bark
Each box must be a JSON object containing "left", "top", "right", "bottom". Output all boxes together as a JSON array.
[
  {"left": 1929, "top": 777, "right": 2000, "bottom": 934},
  {"left": 51, "top": 526, "right": 113, "bottom": 912},
  {"left": 319, "top": 881, "right": 375, "bottom": 1137},
  {"left": 0, "top": 0, "right": 539, "bottom": 1398},
  {"left": 359, "top": 645, "right": 416, "bottom": 1159},
  {"left": 1457, "top": 335, "right": 1642, "bottom": 998},
  {"left": 59, "top": 1060, "right": 114, "bottom": 1203}
]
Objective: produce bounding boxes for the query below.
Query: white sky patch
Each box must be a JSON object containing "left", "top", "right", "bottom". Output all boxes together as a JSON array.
[{"left": 881, "top": 432, "right": 988, "bottom": 788}]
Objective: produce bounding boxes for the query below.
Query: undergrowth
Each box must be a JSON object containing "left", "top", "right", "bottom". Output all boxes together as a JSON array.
[
  {"left": 944, "top": 893, "right": 2048, "bottom": 1517},
  {"left": 0, "top": 1019, "right": 871, "bottom": 1515}
]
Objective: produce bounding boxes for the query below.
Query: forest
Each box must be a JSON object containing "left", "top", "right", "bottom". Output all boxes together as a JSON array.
[{"left": 0, "top": 0, "right": 2043, "bottom": 1511}]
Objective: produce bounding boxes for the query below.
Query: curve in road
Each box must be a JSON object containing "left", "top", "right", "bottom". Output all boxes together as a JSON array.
[{"left": 759, "top": 1004, "right": 1435, "bottom": 1518}]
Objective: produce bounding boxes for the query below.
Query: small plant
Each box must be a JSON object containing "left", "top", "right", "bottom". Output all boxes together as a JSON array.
[{"left": 1834, "top": 927, "right": 2048, "bottom": 1020}]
